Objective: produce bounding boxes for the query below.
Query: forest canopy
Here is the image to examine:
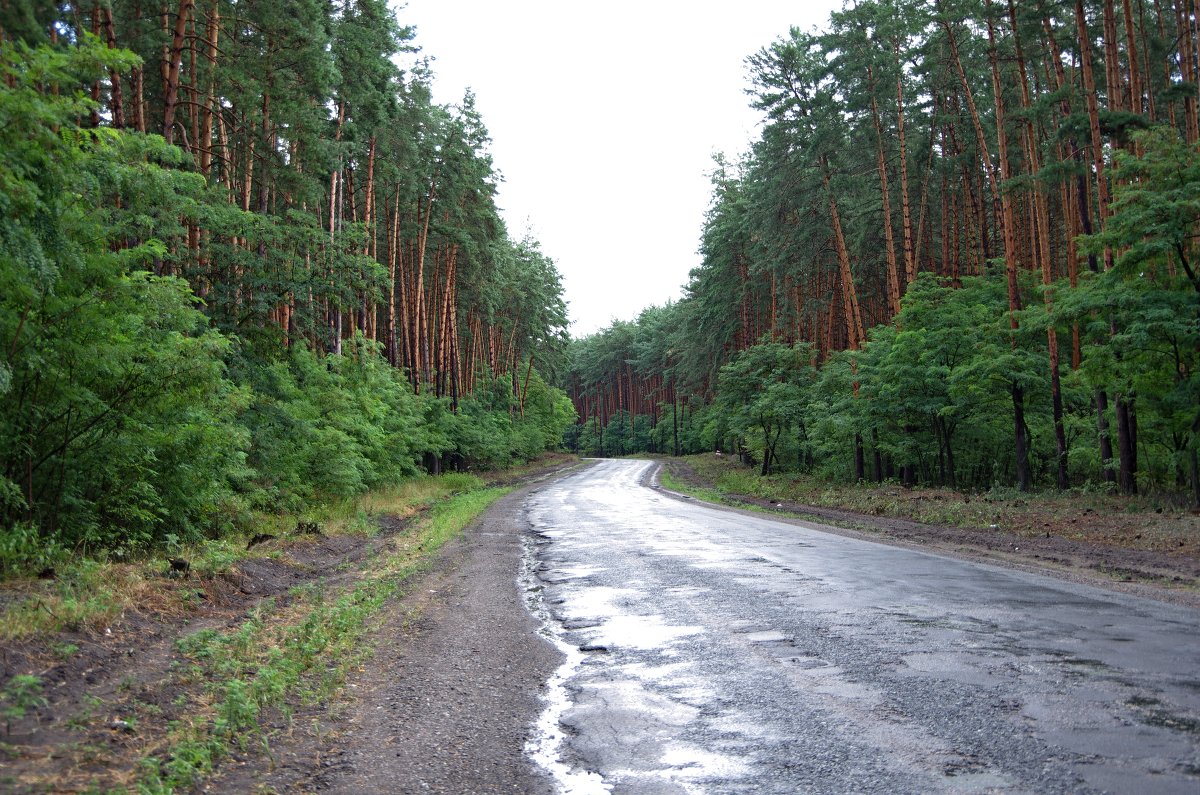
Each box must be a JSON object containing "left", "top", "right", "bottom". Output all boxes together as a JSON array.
[
  {"left": 0, "top": 0, "right": 575, "bottom": 572},
  {"left": 564, "top": 0, "right": 1199, "bottom": 504}
]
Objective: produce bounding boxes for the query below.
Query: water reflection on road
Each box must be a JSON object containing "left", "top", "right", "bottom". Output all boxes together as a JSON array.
[{"left": 523, "top": 459, "right": 1200, "bottom": 794}]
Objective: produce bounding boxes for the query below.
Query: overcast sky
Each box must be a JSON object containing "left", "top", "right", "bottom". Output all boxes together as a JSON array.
[{"left": 396, "top": 1, "right": 843, "bottom": 336}]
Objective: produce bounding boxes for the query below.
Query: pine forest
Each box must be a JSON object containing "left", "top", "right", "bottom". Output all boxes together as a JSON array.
[
  {"left": 1, "top": 0, "right": 574, "bottom": 567},
  {"left": 566, "top": 0, "right": 1200, "bottom": 506},
  {"left": 2, "top": 0, "right": 1199, "bottom": 576}
]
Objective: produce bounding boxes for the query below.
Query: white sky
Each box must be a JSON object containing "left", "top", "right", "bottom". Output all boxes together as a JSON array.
[{"left": 395, "top": 1, "right": 844, "bottom": 336}]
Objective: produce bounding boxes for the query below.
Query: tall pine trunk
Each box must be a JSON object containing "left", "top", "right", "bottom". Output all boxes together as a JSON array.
[
  {"left": 893, "top": 47, "right": 916, "bottom": 290},
  {"left": 986, "top": 0, "right": 1031, "bottom": 490},
  {"left": 1008, "top": 0, "right": 1069, "bottom": 488},
  {"left": 868, "top": 65, "right": 902, "bottom": 318},
  {"left": 161, "top": 0, "right": 195, "bottom": 144}
]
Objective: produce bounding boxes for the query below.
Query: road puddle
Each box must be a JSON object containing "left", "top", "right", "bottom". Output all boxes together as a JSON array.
[{"left": 521, "top": 534, "right": 612, "bottom": 794}]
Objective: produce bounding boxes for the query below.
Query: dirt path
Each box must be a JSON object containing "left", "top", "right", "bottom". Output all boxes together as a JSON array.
[
  {"left": 0, "top": 462, "right": 578, "bottom": 794},
  {"left": 659, "top": 459, "right": 1200, "bottom": 608},
  {"left": 205, "top": 484, "right": 562, "bottom": 795}
]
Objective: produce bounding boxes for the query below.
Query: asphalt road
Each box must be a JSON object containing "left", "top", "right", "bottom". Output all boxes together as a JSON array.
[{"left": 522, "top": 459, "right": 1200, "bottom": 794}]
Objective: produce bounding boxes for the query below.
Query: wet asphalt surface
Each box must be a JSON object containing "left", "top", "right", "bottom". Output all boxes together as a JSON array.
[{"left": 523, "top": 459, "right": 1200, "bottom": 794}]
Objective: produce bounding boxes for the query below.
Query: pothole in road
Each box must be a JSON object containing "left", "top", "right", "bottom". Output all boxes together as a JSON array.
[{"left": 1146, "top": 711, "right": 1200, "bottom": 735}]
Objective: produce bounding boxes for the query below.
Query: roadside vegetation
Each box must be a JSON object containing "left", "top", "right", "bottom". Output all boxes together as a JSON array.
[
  {"left": 665, "top": 454, "right": 1199, "bottom": 559},
  {"left": 133, "top": 482, "right": 510, "bottom": 794},
  {"left": 0, "top": 456, "right": 576, "bottom": 794},
  {"left": 2, "top": 3, "right": 575, "bottom": 586},
  {"left": 0, "top": 471, "right": 499, "bottom": 642}
]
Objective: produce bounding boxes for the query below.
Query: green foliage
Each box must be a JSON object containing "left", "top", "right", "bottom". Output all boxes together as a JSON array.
[
  {"left": 578, "top": 256, "right": 1193, "bottom": 496},
  {"left": 0, "top": 522, "right": 66, "bottom": 578},
  {"left": 450, "top": 371, "right": 575, "bottom": 468},
  {"left": 1, "top": 674, "right": 46, "bottom": 734},
  {"left": 0, "top": 34, "right": 574, "bottom": 571},
  {"left": 1, "top": 38, "right": 244, "bottom": 552},
  {"left": 233, "top": 342, "right": 430, "bottom": 507},
  {"left": 561, "top": 0, "right": 1194, "bottom": 500},
  {"left": 716, "top": 340, "right": 816, "bottom": 475},
  {"left": 1078, "top": 128, "right": 1200, "bottom": 290},
  {"left": 1067, "top": 129, "right": 1200, "bottom": 491}
]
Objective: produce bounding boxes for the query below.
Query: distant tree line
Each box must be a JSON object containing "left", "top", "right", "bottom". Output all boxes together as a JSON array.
[{"left": 565, "top": 0, "right": 1198, "bottom": 503}]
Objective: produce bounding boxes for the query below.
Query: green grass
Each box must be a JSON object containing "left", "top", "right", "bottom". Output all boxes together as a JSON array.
[
  {"left": 0, "top": 469, "right": 518, "bottom": 792},
  {"left": 660, "top": 469, "right": 733, "bottom": 505},
  {"left": 1, "top": 674, "right": 46, "bottom": 735},
  {"left": 0, "top": 473, "right": 496, "bottom": 642},
  {"left": 670, "top": 454, "right": 1200, "bottom": 558},
  {"left": 658, "top": 469, "right": 789, "bottom": 517},
  {"left": 136, "top": 483, "right": 510, "bottom": 793}
]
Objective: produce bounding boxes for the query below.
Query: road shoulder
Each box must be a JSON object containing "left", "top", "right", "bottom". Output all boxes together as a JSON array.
[
  {"left": 206, "top": 482, "right": 565, "bottom": 794},
  {"left": 652, "top": 460, "right": 1200, "bottom": 609}
]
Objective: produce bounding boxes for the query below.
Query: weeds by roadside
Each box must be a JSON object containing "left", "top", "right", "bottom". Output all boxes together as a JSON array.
[
  {"left": 1, "top": 676, "right": 45, "bottom": 736},
  {"left": 0, "top": 464, "right": 538, "bottom": 794},
  {"left": 0, "top": 474, "right": 489, "bottom": 643},
  {"left": 674, "top": 454, "right": 1200, "bottom": 557},
  {"left": 135, "top": 484, "right": 510, "bottom": 793},
  {"left": 658, "top": 470, "right": 781, "bottom": 516}
]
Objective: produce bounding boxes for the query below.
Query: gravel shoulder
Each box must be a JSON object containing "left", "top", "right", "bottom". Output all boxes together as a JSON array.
[{"left": 207, "top": 482, "right": 565, "bottom": 795}]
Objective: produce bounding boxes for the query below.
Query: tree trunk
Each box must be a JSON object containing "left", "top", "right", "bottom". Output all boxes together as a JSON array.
[
  {"left": 1009, "top": 0, "right": 1069, "bottom": 489},
  {"left": 413, "top": 179, "right": 437, "bottom": 388},
  {"left": 672, "top": 396, "right": 680, "bottom": 457},
  {"left": 854, "top": 432, "right": 865, "bottom": 482},
  {"left": 1190, "top": 447, "right": 1199, "bottom": 509},
  {"left": 1012, "top": 382, "right": 1032, "bottom": 491},
  {"left": 448, "top": 250, "right": 461, "bottom": 410},
  {"left": 387, "top": 189, "right": 400, "bottom": 366},
  {"left": 1179, "top": 0, "right": 1200, "bottom": 142},
  {"left": 198, "top": 1, "right": 219, "bottom": 178},
  {"left": 942, "top": 14, "right": 999, "bottom": 211},
  {"left": 822, "top": 163, "right": 864, "bottom": 350},
  {"left": 1122, "top": 0, "right": 1143, "bottom": 116},
  {"left": 364, "top": 137, "right": 377, "bottom": 254},
  {"left": 893, "top": 50, "right": 916, "bottom": 289},
  {"left": 986, "top": 0, "right": 1030, "bottom": 490},
  {"left": 1096, "top": 389, "right": 1116, "bottom": 482},
  {"left": 942, "top": 418, "right": 957, "bottom": 489},
  {"left": 101, "top": 6, "right": 125, "bottom": 128},
  {"left": 1115, "top": 393, "right": 1138, "bottom": 493},
  {"left": 1102, "top": 0, "right": 1125, "bottom": 112},
  {"left": 1076, "top": 0, "right": 1114, "bottom": 251},
  {"left": 161, "top": 0, "right": 195, "bottom": 144},
  {"left": 868, "top": 65, "right": 902, "bottom": 317}
]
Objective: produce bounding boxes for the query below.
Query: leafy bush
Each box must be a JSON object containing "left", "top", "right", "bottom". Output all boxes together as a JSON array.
[
  {"left": 0, "top": 40, "right": 573, "bottom": 570},
  {"left": 0, "top": 523, "right": 66, "bottom": 578}
]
